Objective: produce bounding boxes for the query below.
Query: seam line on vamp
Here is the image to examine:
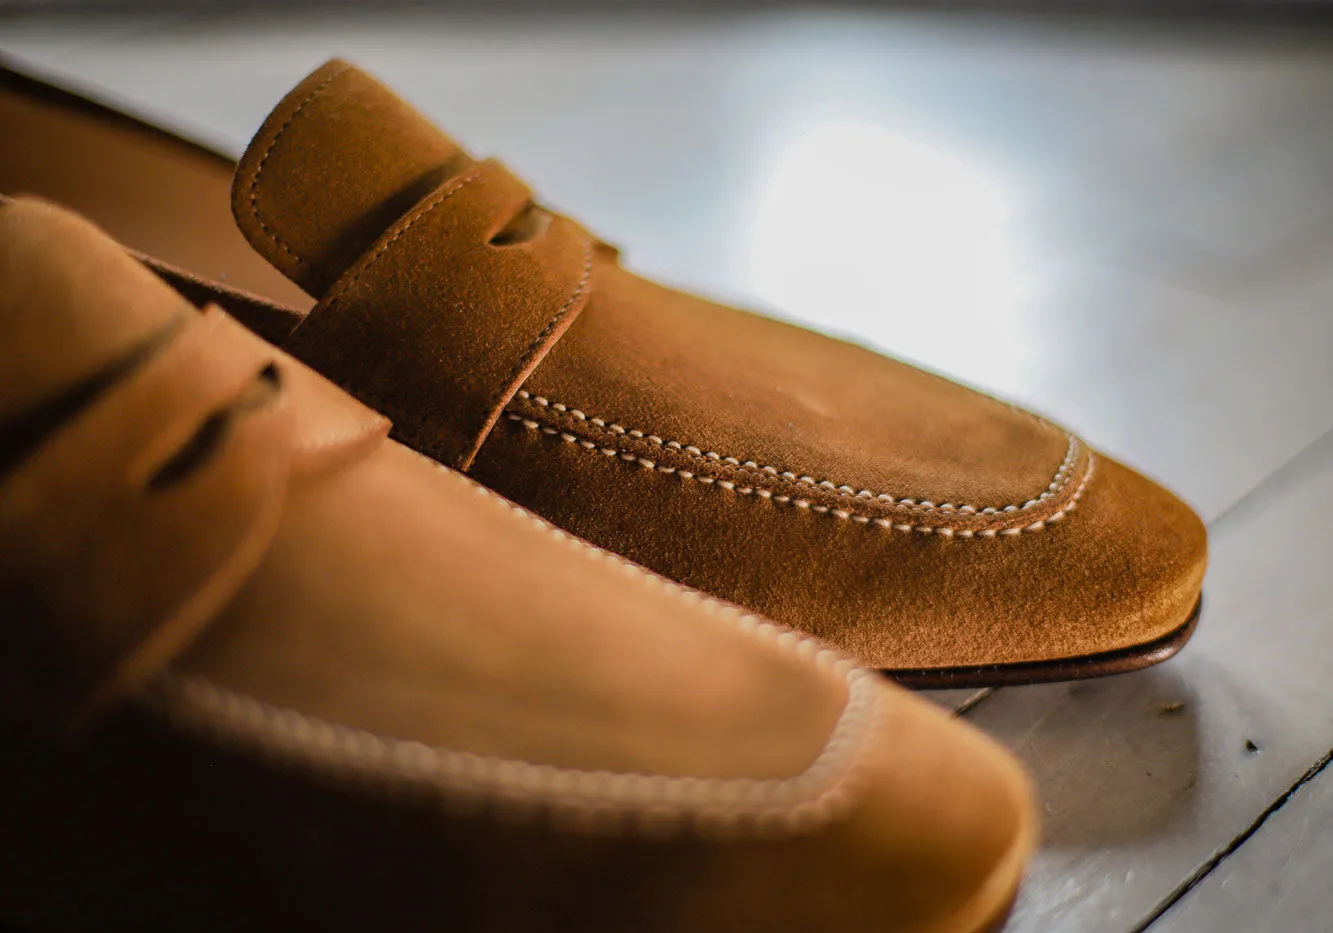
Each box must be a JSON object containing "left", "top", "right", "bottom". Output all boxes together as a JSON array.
[
  {"left": 504, "top": 409, "right": 1095, "bottom": 537},
  {"left": 505, "top": 392, "right": 1089, "bottom": 529},
  {"left": 151, "top": 450, "right": 882, "bottom": 839}
]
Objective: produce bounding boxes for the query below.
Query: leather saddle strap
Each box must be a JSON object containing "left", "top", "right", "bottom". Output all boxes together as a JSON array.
[
  {"left": 0, "top": 308, "right": 296, "bottom": 731},
  {"left": 283, "top": 158, "right": 595, "bottom": 471}
]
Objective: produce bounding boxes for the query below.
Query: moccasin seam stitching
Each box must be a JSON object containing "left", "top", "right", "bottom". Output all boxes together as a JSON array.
[
  {"left": 504, "top": 392, "right": 1092, "bottom": 532},
  {"left": 511, "top": 392, "right": 1080, "bottom": 514},
  {"left": 151, "top": 450, "right": 879, "bottom": 836},
  {"left": 153, "top": 669, "right": 879, "bottom": 838},
  {"left": 243, "top": 62, "right": 352, "bottom": 266},
  {"left": 504, "top": 410, "right": 1096, "bottom": 536}
]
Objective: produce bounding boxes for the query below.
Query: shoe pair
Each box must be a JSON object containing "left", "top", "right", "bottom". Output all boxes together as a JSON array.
[{"left": 0, "top": 58, "right": 1207, "bottom": 932}]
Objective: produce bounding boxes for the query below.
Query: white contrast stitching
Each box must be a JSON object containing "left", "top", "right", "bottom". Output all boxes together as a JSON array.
[
  {"left": 150, "top": 452, "right": 880, "bottom": 839},
  {"left": 154, "top": 668, "right": 878, "bottom": 839},
  {"left": 508, "top": 390, "right": 1082, "bottom": 517},
  {"left": 503, "top": 398, "right": 1094, "bottom": 537}
]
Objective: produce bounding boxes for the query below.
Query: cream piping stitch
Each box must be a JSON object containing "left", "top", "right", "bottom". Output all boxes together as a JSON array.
[
  {"left": 151, "top": 453, "right": 882, "bottom": 839},
  {"left": 504, "top": 391, "right": 1093, "bottom": 536},
  {"left": 154, "top": 666, "right": 878, "bottom": 839}
]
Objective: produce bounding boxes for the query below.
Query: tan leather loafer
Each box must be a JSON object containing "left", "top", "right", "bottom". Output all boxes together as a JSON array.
[
  {"left": 0, "top": 197, "right": 1035, "bottom": 933},
  {"left": 0, "top": 57, "right": 1207, "bottom": 685}
]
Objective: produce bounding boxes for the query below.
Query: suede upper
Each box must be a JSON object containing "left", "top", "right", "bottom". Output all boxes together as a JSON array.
[
  {"left": 0, "top": 198, "right": 1036, "bottom": 933},
  {"left": 226, "top": 61, "right": 1205, "bottom": 674},
  {"left": 0, "top": 56, "right": 1207, "bottom": 679}
]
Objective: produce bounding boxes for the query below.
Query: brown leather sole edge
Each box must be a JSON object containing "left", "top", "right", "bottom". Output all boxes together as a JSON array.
[{"left": 886, "top": 596, "right": 1203, "bottom": 690}]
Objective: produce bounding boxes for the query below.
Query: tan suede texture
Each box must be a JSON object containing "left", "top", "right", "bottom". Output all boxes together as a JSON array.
[
  {"left": 0, "top": 57, "right": 1207, "bottom": 676},
  {"left": 0, "top": 64, "right": 309, "bottom": 310},
  {"left": 279, "top": 158, "right": 595, "bottom": 470},
  {"left": 232, "top": 59, "right": 471, "bottom": 298},
  {"left": 228, "top": 61, "right": 1206, "bottom": 674},
  {"left": 3, "top": 688, "right": 1033, "bottom": 933},
  {"left": 0, "top": 306, "right": 290, "bottom": 730},
  {"left": 0, "top": 199, "right": 1036, "bottom": 933}
]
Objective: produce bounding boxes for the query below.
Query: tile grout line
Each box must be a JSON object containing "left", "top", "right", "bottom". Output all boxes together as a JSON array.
[
  {"left": 942, "top": 422, "right": 1333, "bottom": 924},
  {"left": 1131, "top": 747, "right": 1333, "bottom": 933},
  {"left": 1207, "top": 417, "right": 1333, "bottom": 541},
  {"left": 948, "top": 688, "right": 993, "bottom": 718}
]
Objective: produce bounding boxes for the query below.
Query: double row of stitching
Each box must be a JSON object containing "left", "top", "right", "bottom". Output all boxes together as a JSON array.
[
  {"left": 505, "top": 412, "right": 1095, "bottom": 537},
  {"left": 503, "top": 392, "right": 1094, "bottom": 535},
  {"left": 156, "top": 668, "right": 879, "bottom": 839},
  {"left": 153, "top": 452, "right": 880, "bottom": 840}
]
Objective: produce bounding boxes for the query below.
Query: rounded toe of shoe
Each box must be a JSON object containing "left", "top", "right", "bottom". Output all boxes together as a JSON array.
[
  {"left": 1041, "top": 450, "right": 1208, "bottom": 664},
  {"left": 686, "top": 684, "right": 1036, "bottom": 933},
  {"left": 818, "top": 687, "right": 1037, "bottom": 933},
  {"left": 864, "top": 447, "right": 1208, "bottom": 673}
]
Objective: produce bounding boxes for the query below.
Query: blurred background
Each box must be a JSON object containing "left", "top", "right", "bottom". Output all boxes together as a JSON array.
[{"left": 6, "top": 5, "right": 1333, "bottom": 932}]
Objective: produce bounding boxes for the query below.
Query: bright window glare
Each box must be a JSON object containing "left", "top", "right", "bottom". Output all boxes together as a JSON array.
[{"left": 748, "top": 121, "right": 1033, "bottom": 393}]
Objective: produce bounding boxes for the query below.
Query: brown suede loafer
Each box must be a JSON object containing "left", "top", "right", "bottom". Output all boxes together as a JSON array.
[
  {"left": 0, "top": 58, "right": 1207, "bottom": 685},
  {"left": 0, "top": 198, "right": 1036, "bottom": 933}
]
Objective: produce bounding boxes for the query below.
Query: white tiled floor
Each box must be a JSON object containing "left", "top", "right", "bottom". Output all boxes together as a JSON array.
[{"left": 4, "top": 8, "right": 1333, "bottom": 931}]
